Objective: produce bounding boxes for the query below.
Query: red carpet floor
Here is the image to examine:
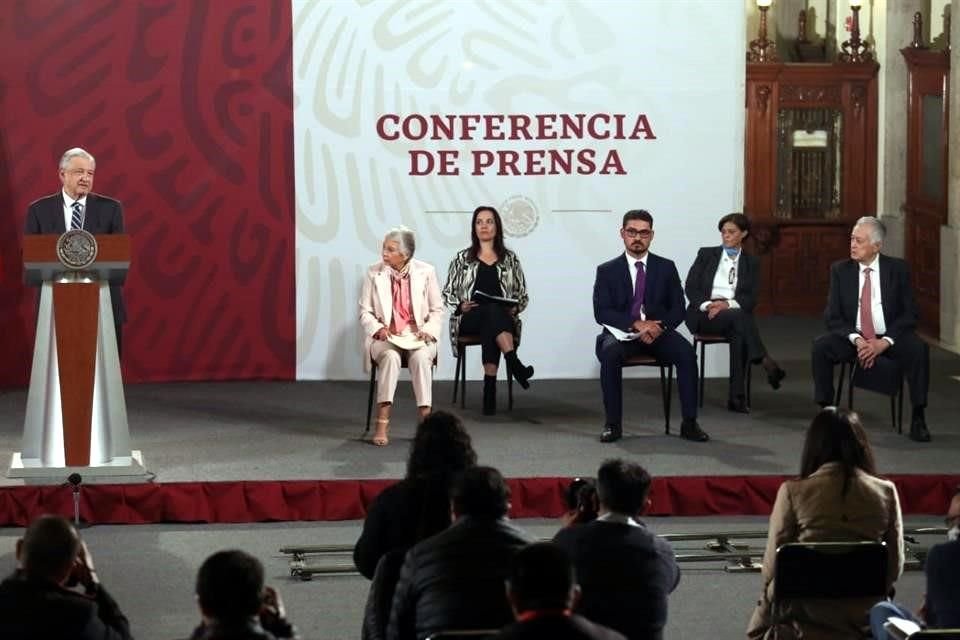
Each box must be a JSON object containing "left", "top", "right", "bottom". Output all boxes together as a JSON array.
[{"left": 1, "top": 474, "right": 958, "bottom": 526}]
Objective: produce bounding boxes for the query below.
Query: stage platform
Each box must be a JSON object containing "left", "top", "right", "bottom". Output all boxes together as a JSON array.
[{"left": 1, "top": 317, "right": 958, "bottom": 525}]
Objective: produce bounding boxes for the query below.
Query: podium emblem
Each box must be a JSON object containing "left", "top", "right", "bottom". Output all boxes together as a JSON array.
[
  {"left": 500, "top": 195, "right": 539, "bottom": 238},
  {"left": 56, "top": 229, "right": 98, "bottom": 270}
]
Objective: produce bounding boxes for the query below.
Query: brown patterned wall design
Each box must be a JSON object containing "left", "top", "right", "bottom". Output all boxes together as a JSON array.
[{"left": 0, "top": 1, "right": 295, "bottom": 385}]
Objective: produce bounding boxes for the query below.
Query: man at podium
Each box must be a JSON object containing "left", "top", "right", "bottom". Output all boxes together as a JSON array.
[{"left": 24, "top": 147, "right": 126, "bottom": 354}]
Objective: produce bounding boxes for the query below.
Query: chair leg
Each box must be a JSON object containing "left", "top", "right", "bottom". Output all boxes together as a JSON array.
[
  {"left": 459, "top": 345, "right": 467, "bottom": 410},
  {"left": 507, "top": 367, "right": 514, "bottom": 411},
  {"left": 365, "top": 364, "right": 377, "bottom": 435},
  {"left": 847, "top": 363, "right": 855, "bottom": 409},
  {"left": 835, "top": 361, "right": 846, "bottom": 406},
  {"left": 896, "top": 379, "right": 905, "bottom": 434},
  {"left": 452, "top": 348, "right": 461, "bottom": 404},
  {"left": 697, "top": 340, "right": 706, "bottom": 408},
  {"left": 663, "top": 365, "right": 673, "bottom": 435},
  {"left": 746, "top": 360, "right": 753, "bottom": 409}
]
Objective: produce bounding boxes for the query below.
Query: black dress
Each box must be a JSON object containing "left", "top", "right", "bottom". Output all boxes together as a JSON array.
[{"left": 459, "top": 261, "right": 515, "bottom": 365}]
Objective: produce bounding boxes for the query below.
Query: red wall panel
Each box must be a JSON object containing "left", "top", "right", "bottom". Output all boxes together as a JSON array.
[{"left": 0, "top": 0, "right": 295, "bottom": 384}]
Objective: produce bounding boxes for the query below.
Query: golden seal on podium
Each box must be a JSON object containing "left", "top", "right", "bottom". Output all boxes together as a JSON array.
[{"left": 56, "top": 229, "right": 98, "bottom": 270}]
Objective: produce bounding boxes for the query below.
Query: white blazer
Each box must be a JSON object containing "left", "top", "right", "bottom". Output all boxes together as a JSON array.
[{"left": 359, "top": 258, "right": 445, "bottom": 372}]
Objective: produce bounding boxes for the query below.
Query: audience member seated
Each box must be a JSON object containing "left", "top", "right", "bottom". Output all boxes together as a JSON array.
[
  {"left": 746, "top": 407, "right": 904, "bottom": 640},
  {"left": 499, "top": 542, "right": 626, "bottom": 640},
  {"left": 386, "top": 465, "right": 535, "bottom": 640},
  {"left": 561, "top": 477, "right": 600, "bottom": 527},
  {"left": 553, "top": 458, "right": 680, "bottom": 640},
  {"left": 354, "top": 411, "right": 478, "bottom": 579},
  {"left": 0, "top": 514, "right": 132, "bottom": 640},
  {"left": 870, "top": 485, "right": 960, "bottom": 639},
  {"left": 357, "top": 411, "right": 477, "bottom": 640},
  {"left": 189, "top": 549, "right": 297, "bottom": 640}
]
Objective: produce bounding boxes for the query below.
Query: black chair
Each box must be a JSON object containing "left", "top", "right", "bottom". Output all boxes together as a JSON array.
[
  {"left": 693, "top": 333, "right": 754, "bottom": 408},
  {"left": 772, "top": 541, "right": 888, "bottom": 639},
  {"left": 884, "top": 619, "right": 960, "bottom": 640},
  {"left": 451, "top": 335, "right": 513, "bottom": 411},
  {"left": 836, "top": 357, "right": 905, "bottom": 433},
  {"left": 623, "top": 354, "right": 674, "bottom": 434},
  {"left": 424, "top": 631, "right": 499, "bottom": 640}
]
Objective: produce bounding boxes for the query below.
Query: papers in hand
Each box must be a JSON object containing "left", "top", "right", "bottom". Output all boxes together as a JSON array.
[
  {"left": 602, "top": 324, "right": 641, "bottom": 341},
  {"left": 387, "top": 334, "right": 426, "bottom": 350},
  {"left": 472, "top": 290, "right": 519, "bottom": 305}
]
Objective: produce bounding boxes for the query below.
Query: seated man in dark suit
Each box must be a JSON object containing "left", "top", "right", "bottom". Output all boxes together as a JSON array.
[
  {"left": 870, "top": 485, "right": 960, "bottom": 639},
  {"left": 499, "top": 542, "right": 626, "bottom": 640},
  {"left": 593, "top": 209, "right": 708, "bottom": 443},
  {"left": 553, "top": 459, "right": 680, "bottom": 640},
  {"left": 387, "top": 466, "right": 535, "bottom": 640},
  {"left": 188, "top": 549, "right": 297, "bottom": 640},
  {"left": 0, "top": 515, "right": 132, "bottom": 640},
  {"left": 811, "top": 216, "right": 931, "bottom": 442}
]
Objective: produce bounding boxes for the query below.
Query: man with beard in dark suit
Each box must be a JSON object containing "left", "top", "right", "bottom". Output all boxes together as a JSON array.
[
  {"left": 811, "top": 216, "right": 931, "bottom": 442},
  {"left": 24, "top": 147, "right": 126, "bottom": 355}
]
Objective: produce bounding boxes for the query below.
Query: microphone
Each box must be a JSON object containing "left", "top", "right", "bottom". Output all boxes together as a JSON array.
[{"left": 67, "top": 473, "right": 83, "bottom": 528}]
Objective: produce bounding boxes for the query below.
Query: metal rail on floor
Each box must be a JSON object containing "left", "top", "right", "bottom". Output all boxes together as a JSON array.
[{"left": 281, "top": 526, "right": 946, "bottom": 581}]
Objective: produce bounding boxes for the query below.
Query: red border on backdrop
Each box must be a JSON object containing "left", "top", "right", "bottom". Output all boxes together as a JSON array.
[{"left": 1, "top": 474, "right": 956, "bottom": 527}]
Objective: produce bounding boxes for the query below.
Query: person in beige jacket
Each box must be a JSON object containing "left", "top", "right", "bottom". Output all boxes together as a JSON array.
[
  {"left": 747, "top": 407, "right": 904, "bottom": 640},
  {"left": 359, "top": 226, "right": 444, "bottom": 446}
]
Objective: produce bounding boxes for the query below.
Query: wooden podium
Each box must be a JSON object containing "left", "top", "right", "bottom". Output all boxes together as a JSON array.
[{"left": 8, "top": 234, "right": 145, "bottom": 479}]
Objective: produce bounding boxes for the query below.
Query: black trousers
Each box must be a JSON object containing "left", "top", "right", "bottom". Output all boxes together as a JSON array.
[
  {"left": 811, "top": 331, "right": 929, "bottom": 408},
  {"left": 686, "top": 308, "right": 767, "bottom": 400},
  {"left": 458, "top": 304, "right": 515, "bottom": 365},
  {"left": 596, "top": 330, "right": 698, "bottom": 425}
]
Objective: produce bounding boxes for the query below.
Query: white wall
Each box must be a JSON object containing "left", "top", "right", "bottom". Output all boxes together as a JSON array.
[{"left": 293, "top": 0, "right": 746, "bottom": 380}]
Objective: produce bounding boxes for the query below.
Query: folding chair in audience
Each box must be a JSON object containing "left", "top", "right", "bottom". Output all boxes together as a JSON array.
[
  {"left": 772, "top": 541, "right": 888, "bottom": 639},
  {"left": 424, "top": 631, "right": 500, "bottom": 640},
  {"left": 883, "top": 619, "right": 960, "bottom": 640}
]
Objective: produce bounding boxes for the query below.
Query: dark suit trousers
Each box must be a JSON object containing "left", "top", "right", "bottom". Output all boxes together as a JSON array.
[
  {"left": 687, "top": 309, "right": 767, "bottom": 400},
  {"left": 597, "top": 331, "right": 697, "bottom": 425},
  {"left": 811, "top": 331, "right": 929, "bottom": 408}
]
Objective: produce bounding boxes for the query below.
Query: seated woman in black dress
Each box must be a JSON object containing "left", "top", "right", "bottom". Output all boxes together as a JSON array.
[
  {"left": 442, "top": 205, "right": 533, "bottom": 415},
  {"left": 684, "top": 213, "right": 785, "bottom": 413}
]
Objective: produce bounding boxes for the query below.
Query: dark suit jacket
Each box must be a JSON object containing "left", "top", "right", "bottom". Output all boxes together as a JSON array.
[
  {"left": 683, "top": 247, "right": 760, "bottom": 324},
  {"left": 593, "top": 253, "right": 685, "bottom": 336},
  {"left": 498, "top": 613, "right": 627, "bottom": 640},
  {"left": 24, "top": 192, "right": 127, "bottom": 322},
  {"left": 824, "top": 255, "right": 917, "bottom": 341},
  {"left": 925, "top": 539, "right": 960, "bottom": 628},
  {"left": 553, "top": 520, "right": 680, "bottom": 640},
  {"left": 0, "top": 571, "right": 132, "bottom": 640},
  {"left": 387, "top": 516, "right": 534, "bottom": 640}
]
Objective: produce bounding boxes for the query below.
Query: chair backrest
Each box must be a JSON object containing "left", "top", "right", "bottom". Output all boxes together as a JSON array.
[
  {"left": 773, "top": 541, "right": 888, "bottom": 600},
  {"left": 424, "top": 631, "right": 500, "bottom": 640}
]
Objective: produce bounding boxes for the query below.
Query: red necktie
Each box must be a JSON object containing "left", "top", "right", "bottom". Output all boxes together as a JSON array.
[{"left": 860, "top": 267, "right": 876, "bottom": 340}]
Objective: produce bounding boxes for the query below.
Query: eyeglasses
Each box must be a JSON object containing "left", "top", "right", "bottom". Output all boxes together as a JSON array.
[
  {"left": 728, "top": 265, "right": 737, "bottom": 285},
  {"left": 623, "top": 228, "right": 652, "bottom": 239}
]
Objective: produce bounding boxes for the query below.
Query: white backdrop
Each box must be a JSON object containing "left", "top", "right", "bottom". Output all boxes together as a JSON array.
[{"left": 294, "top": 0, "right": 746, "bottom": 380}]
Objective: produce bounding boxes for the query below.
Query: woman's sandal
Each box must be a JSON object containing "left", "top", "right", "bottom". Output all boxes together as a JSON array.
[{"left": 371, "top": 418, "right": 389, "bottom": 446}]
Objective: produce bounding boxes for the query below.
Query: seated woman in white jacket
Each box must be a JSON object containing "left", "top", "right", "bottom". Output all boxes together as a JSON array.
[{"left": 359, "top": 226, "right": 444, "bottom": 446}]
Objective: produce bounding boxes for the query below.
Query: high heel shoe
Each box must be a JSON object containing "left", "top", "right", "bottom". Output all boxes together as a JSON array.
[
  {"left": 371, "top": 418, "right": 389, "bottom": 446},
  {"left": 504, "top": 350, "right": 534, "bottom": 389}
]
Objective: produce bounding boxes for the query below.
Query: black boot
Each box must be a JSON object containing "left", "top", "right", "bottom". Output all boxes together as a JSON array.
[
  {"left": 504, "top": 350, "right": 534, "bottom": 389},
  {"left": 482, "top": 375, "right": 497, "bottom": 415}
]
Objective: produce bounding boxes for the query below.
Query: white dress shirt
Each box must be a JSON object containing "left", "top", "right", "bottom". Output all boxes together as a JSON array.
[
  {"left": 699, "top": 249, "right": 742, "bottom": 311},
  {"left": 850, "top": 254, "right": 892, "bottom": 345},
  {"left": 624, "top": 252, "right": 648, "bottom": 320},
  {"left": 597, "top": 511, "right": 642, "bottom": 527},
  {"left": 62, "top": 189, "right": 87, "bottom": 231}
]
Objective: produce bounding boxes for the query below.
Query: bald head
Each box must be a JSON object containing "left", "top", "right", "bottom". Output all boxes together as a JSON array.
[{"left": 20, "top": 515, "right": 80, "bottom": 582}]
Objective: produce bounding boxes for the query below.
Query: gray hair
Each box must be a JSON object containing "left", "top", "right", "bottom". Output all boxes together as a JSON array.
[
  {"left": 384, "top": 226, "right": 416, "bottom": 259},
  {"left": 854, "top": 216, "right": 885, "bottom": 245},
  {"left": 59, "top": 147, "right": 96, "bottom": 171}
]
